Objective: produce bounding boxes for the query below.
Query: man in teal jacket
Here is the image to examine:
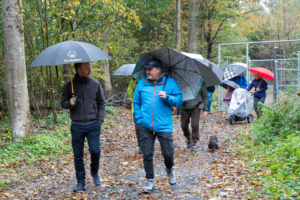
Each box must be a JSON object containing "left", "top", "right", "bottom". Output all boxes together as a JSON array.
[{"left": 133, "top": 58, "right": 183, "bottom": 193}]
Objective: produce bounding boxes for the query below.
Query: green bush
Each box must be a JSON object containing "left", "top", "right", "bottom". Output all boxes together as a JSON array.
[
  {"left": 237, "top": 95, "right": 300, "bottom": 199},
  {"left": 105, "top": 106, "right": 115, "bottom": 115},
  {"left": 0, "top": 126, "right": 72, "bottom": 166},
  {"left": 251, "top": 95, "right": 300, "bottom": 144}
]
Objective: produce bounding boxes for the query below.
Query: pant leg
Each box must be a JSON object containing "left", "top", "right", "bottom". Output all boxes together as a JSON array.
[
  {"left": 157, "top": 132, "right": 174, "bottom": 170},
  {"left": 139, "top": 124, "right": 156, "bottom": 179},
  {"left": 207, "top": 92, "right": 213, "bottom": 112},
  {"left": 86, "top": 121, "right": 101, "bottom": 175},
  {"left": 190, "top": 107, "right": 200, "bottom": 145},
  {"left": 181, "top": 109, "right": 192, "bottom": 141},
  {"left": 71, "top": 124, "right": 86, "bottom": 183},
  {"left": 133, "top": 114, "right": 141, "bottom": 147},
  {"left": 177, "top": 106, "right": 181, "bottom": 115}
]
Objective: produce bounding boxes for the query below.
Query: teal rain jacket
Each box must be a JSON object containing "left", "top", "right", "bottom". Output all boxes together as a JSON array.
[{"left": 133, "top": 76, "right": 183, "bottom": 132}]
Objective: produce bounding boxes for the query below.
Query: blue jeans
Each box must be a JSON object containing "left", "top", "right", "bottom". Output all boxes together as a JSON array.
[
  {"left": 207, "top": 92, "right": 213, "bottom": 112},
  {"left": 71, "top": 121, "right": 101, "bottom": 183}
]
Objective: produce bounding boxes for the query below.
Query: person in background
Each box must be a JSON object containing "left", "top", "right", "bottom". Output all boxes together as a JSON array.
[
  {"left": 223, "top": 85, "right": 235, "bottom": 106},
  {"left": 223, "top": 85, "right": 235, "bottom": 120},
  {"left": 246, "top": 72, "right": 268, "bottom": 118},
  {"left": 231, "top": 73, "right": 247, "bottom": 89},
  {"left": 181, "top": 82, "right": 208, "bottom": 152},
  {"left": 133, "top": 58, "right": 183, "bottom": 193},
  {"left": 207, "top": 85, "right": 215, "bottom": 113},
  {"left": 127, "top": 77, "right": 141, "bottom": 153}
]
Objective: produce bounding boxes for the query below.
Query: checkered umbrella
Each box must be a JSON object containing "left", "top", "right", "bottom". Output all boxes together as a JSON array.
[{"left": 223, "top": 67, "right": 238, "bottom": 80}]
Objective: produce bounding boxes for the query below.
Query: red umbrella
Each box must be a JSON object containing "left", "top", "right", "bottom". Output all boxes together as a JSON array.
[{"left": 248, "top": 67, "right": 274, "bottom": 81}]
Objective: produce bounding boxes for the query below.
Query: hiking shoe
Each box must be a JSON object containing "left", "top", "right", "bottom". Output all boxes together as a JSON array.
[
  {"left": 166, "top": 168, "right": 177, "bottom": 185},
  {"left": 73, "top": 182, "right": 86, "bottom": 192},
  {"left": 191, "top": 146, "right": 197, "bottom": 152},
  {"left": 91, "top": 174, "right": 101, "bottom": 186},
  {"left": 143, "top": 179, "right": 155, "bottom": 193},
  {"left": 186, "top": 140, "right": 192, "bottom": 148}
]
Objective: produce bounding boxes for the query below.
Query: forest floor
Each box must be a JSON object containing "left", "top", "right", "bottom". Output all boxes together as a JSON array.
[{"left": 0, "top": 108, "right": 260, "bottom": 199}]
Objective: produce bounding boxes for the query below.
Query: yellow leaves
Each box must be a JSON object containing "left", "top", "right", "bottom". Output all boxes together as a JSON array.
[
  {"left": 250, "top": 181, "right": 260, "bottom": 186},
  {"left": 211, "top": 189, "right": 215, "bottom": 193},
  {"left": 213, "top": 170, "right": 220, "bottom": 173},
  {"left": 70, "top": 10, "right": 76, "bottom": 15},
  {"left": 257, "top": 172, "right": 264, "bottom": 176},
  {"left": 156, "top": 180, "right": 160, "bottom": 183}
]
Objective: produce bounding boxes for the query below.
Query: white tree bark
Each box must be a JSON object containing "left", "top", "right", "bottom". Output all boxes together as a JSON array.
[
  {"left": 2, "top": 0, "right": 33, "bottom": 142},
  {"left": 188, "top": 0, "right": 198, "bottom": 53},
  {"left": 176, "top": 0, "right": 181, "bottom": 50}
]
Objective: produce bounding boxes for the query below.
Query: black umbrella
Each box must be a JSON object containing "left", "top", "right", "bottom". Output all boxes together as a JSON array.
[
  {"left": 30, "top": 41, "right": 112, "bottom": 97},
  {"left": 220, "top": 80, "right": 240, "bottom": 89}
]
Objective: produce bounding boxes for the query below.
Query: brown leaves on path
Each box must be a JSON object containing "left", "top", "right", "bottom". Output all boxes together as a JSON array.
[{"left": 0, "top": 108, "right": 256, "bottom": 199}]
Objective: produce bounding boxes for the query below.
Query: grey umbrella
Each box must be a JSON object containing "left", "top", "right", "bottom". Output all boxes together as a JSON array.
[
  {"left": 113, "top": 64, "right": 136, "bottom": 76},
  {"left": 30, "top": 40, "right": 112, "bottom": 98},
  {"left": 227, "top": 62, "right": 247, "bottom": 75},
  {"left": 220, "top": 80, "right": 240, "bottom": 89},
  {"left": 30, "top": 41, "right": 111, "bottom": 67}
]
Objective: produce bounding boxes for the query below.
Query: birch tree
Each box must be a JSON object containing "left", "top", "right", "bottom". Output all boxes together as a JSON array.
[{"left": 2, "top": 0, "right": 33, "bottom": 142}]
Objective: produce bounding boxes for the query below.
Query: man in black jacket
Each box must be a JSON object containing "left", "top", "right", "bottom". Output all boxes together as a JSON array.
[{"left": 61, "top": 62, "right": 106, "bottom": 192}]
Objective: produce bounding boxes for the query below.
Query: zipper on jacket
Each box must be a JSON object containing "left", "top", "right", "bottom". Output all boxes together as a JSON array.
[{"left": 152, "top": 83, "right": 156, "bottom": 132}]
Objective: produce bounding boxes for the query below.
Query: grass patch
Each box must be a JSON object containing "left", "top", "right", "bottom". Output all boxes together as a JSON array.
[{"left": 236, "top": 95, "right": 300, "bottom": 199}]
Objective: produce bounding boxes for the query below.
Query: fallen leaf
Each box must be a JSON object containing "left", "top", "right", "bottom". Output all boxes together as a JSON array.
[{"left": 251, "top": 181, "right": 260, "bottom": 186}]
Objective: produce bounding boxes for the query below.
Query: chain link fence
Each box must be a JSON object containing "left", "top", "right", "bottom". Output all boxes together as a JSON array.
[{"left": 218, "top": 40, "right": 300, "bottom": 111}]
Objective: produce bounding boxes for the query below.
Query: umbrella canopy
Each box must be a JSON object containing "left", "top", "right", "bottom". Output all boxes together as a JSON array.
[
  {"left": 220, "top": 80, "right": 240, "bottom": 89},
  {"left": 30, "top": 41, "right": 112, "bottom": 67},
  {"left": 248, "top": 67, "right": 274, "bottom": 81},
  {"left": 223, "top": 66, "right": 238, "bottom": 80},
  {"left": 113, "top": 64, "right": 136, "bottom": 76},
  {"left": 227, "top": 62, "right": 248, "bottom": 75},
  {"left": 132, "top": 46, "right": 222, "bottom": 101},
  {"left": 30, "top": 40, "right": 111, "bottom": 98}
]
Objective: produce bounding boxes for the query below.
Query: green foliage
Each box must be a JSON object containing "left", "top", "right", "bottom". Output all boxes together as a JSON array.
[
  {"left": 236, "top": 95, "right": 300, "bottom": 198},
  {"left": 0, "top": 126, "right": 72, "bottom": 166},
  {"left": 105, "top": 106, "right": 115, "bottom": 115},
  {"left": 251, "top": 95, "right": 300, "bottom": 144}
]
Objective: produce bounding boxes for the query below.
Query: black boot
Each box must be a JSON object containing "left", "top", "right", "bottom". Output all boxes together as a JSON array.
[
  {"left": 74, "top": 182, "right": 86, "bottom": 192},
  {"left": 91, "top": 174, "right": 101, "bottom": 186}
]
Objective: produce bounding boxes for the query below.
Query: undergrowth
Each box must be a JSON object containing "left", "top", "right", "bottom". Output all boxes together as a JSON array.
[{"left": 236, "top": 95, "right": 300, "bottom": 199}]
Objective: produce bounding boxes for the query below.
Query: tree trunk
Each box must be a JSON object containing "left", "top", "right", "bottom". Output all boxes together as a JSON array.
[
  {"left": 44, "top": 0, "right": 57, "bottom": 124},
  {"left": 200, "top": 0, "right": 205, "bottom": 55},
  {"left": 176, "top": 0, "right": 181, "bottom": 50},
  {"left": 101, "top": 23, "right": 114, "bottom": 94},
  {"left": 188, "top": 0, "right": 198, "bottom": 53},
  {"left": 2, "top": 0, "right": 33, "bottom": 142},
  {"left": 63, "top": 64, "right": 71, "bottom": 84}
]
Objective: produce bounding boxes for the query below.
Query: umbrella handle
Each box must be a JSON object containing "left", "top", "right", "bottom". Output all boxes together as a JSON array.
[
  {"left": 255, "top": 79, "right": 263, "bottom": 93},
  {"left": 69, "top": 64, "right": 75, "bottom": 97}
]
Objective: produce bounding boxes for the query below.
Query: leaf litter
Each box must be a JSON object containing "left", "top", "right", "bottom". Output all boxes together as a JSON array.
[{"left": 0, "top": 108, "right": 259, "bottom": 199}]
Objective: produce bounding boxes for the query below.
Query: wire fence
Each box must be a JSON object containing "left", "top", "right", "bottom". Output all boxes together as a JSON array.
[{"left": 218, "top": 39, "right": 300, "bottom": 111}]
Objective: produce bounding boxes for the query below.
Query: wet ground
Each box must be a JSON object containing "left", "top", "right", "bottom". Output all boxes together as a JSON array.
[{"left": 0, "top": 109, "right": 254, "bottom": 199}]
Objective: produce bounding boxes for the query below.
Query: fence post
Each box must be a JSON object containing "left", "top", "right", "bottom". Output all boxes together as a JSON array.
[
  {"left": 274, "top": 47, "right": 279, "bottom": 102},
  {"left": 298, "top": 51, "right": 300, "bottom": 92},
  {"left": 246, "top": 43, "right": 249, "bottom": 82},
  {"left": 218, "top": 44, "right": 221, "bottom": 112}
]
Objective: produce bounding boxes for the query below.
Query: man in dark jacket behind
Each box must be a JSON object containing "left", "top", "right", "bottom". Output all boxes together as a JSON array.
[
  {"left": 61, "top": 62, "right": 106, "bottom": 192},
  {"left": 181, "top": 82, "right": 208, "bottom": 151}
]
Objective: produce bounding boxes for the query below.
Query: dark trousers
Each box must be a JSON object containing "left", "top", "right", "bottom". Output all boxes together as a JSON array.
[
  {"left": 181, "top": 107, "right": 200, "bottom": 145},
  {"left": 133, "top": 114, "right": 141, "bottom": 147},
  {"left": 71, "top": 121, "right": 101, "bottom": 183},
  {"left": 140, "top": 124, "right": 174, "bottom": 179},
  {"left": 254, "top": 97, "right": 266, "bottom": 117}
]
